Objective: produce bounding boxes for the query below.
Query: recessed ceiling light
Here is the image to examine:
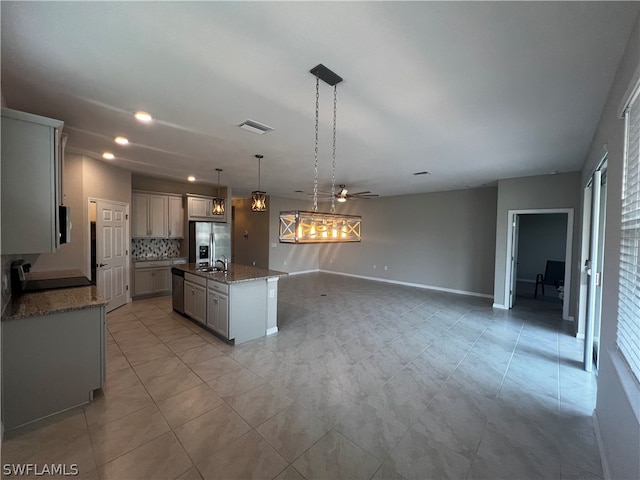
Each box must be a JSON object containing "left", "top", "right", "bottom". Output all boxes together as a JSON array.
[
  {"left": 413, "top": 171, "right": 431, "bottom": 176},
  {"left": 134, "top": 111, "right": 153, "bottom": 123},
  {"left": 102, "top": 152, "right": 115, "bottom": 160},
  {"left": 188, "top": 176, "right": 196, "bottom": 182},
  {"left": 114, "top": 136, "right": 129, "bottom": 145}
]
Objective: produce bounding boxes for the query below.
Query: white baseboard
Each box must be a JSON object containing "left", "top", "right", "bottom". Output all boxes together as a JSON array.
[
  {"left": 286, "top": 269, "right": 320, "bottom": 276},
  {"left": 319, "top": 270, "right": 493, "bottom": 299},
  {"left": 266, "top": 327, "right": 278, "bottom": 336},
  {"left": 592, "top": 411, "right": 610, "bottom": 480},
  {"left": 492, "top": 303, "right": 508, "bottom": 310}
]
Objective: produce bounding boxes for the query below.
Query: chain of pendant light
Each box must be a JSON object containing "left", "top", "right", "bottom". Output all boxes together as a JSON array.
[{"left": 313, "top": 76, "right": 339, "bottom": 214}]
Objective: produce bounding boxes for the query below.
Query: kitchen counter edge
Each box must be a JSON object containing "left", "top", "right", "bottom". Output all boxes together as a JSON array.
[
  {"left": 173, "top": 263, "right": 287, "bottom": 284},
  {"left": 2, "top": 286, "right": 108, "bottom": 321}
]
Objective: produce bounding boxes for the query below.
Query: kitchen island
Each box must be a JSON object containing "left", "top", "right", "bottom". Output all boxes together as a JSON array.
[
  {"left": 172, "top": 263, "right": 286, "bottom": 345},
  {"left": 2, "top": 278, "right": 107, "bottom": 430}
]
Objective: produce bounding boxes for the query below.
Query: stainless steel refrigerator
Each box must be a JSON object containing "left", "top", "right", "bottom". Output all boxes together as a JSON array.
[{"left": 188, "top": 222, "right": 231, "bottom": 267}]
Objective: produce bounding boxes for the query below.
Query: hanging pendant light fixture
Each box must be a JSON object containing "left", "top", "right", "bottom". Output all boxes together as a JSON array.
[
  {"left": 279, "top": 64, "right": 362, "bottom": 244},
  {"left": 251, "top": 154, "right": 267, "bottom": 212},
  {"left": 211, "top": 168, "right": 225, "bottom": 216}
]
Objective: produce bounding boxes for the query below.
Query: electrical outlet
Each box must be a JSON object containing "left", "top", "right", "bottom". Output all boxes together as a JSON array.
[
  {"left": 373, "top": 265, "right": 376, "bottom": 269},
  {"left": 269, "top": 289, "right": 275, "bottom": 298},
  {"left": 252, "top": 261, "right": 256, "bottom": 266},
  {"left": 384, "top": 265, "right": 388, "bottom": 271},
  {"left": 271, "top": 243, "right": 276, "bottom": 248},
  {"left": 284, "top": 260, "right": 287, "bottom": 266}
]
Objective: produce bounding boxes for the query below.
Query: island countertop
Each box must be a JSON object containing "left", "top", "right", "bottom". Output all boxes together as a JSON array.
[{"left": 173, "top": 263, "right": 287, "bottom": 284}]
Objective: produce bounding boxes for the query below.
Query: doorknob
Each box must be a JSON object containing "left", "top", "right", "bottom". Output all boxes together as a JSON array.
[{"left": 97, "top": 263, "right": 108, "bottom": 268}]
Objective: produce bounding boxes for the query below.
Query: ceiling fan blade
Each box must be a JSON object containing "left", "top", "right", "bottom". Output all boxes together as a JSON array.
[{"left": 351, "top": 191, "right": 371, "bottom": 195}]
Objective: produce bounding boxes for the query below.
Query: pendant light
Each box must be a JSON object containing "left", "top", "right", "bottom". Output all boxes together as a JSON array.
[
  {"left": 279, "top": 64, "right": 362, "bottom": 243},
  {"left": 251, "top": 154, "right": 267, "bottom": 212},
  {"left": 211, "top": 168, "right": 225, "bottom": 216}
]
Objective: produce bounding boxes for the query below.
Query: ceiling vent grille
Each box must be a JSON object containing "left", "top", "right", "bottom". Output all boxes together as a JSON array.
[{"left": 239, "top": 119, "right": 274, "bottom": 135}]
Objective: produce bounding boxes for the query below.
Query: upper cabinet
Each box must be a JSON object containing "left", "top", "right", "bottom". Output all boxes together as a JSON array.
[
  {"left": 186, "top": 193, "right": 228, "bottom": 223},
  {"left": 132, "top": 192, "right": 181, "bottom": 238},
  {"left": 1, "top": 108, "right": 64, "bottom": 254},
  {"left": 167, "top": 195, "right": 184, "bottom": 238}
]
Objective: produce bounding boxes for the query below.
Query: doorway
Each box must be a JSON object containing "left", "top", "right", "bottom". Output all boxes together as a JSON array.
[
  {"left": 89, "top": 199, "right": 130, "bottom": 312},
  {"left": 505, "top": 209, "right": 574, "bottom": 321},
  {"left": 579, "top": 157, "right": 607, "bottom": 372}
]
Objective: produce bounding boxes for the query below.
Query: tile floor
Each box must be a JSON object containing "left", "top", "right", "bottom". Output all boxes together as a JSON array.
[{"left": 1, "top": 273, "right": 602, "bottom": 479}]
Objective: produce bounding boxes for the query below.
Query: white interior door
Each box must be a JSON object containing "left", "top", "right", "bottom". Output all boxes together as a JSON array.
[
  {"left": 509, "top": 214, "right": 520, "bottom": 308},
  {"left": 96, "top": 200, "right": 128, "bottom": 312},
  {"left": 584, "top": 163, "right": 607, "bottom": 371}
]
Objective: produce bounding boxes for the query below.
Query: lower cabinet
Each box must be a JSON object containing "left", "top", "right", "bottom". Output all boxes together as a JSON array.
[
  {"left": 207, "top": 283, "right": 229, "bottom": 339},
  {"left": 2, "top": 305, "right": 105, "bottom": 430},
  {"left": 184, "top": 274, "right": 207, "bottom": 324},
  {"left": 133, "top": 261, "right": 171, "bottom": 298}
]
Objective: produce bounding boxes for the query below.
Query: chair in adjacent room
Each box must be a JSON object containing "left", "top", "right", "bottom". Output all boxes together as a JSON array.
[{"left": 534, "top": 260, "right": 565, "bottom": 298}]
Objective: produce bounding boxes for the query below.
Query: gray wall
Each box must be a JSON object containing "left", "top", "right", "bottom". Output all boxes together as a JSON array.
[
  {"left": 232, "top": 197, "right": 270, "bottom": 269},
  {"left": 30, "top": 154, "right": 132, "bottom": 276},
  {"left": 516, "top": 213, "right": 568, "bottom": 281},
  {"left": 319, "top": 187, "right": 498, "bottom": 296},
  {"left": 493, "top": 172, "right": 581, "bottom": 314},
  {"left": 268, "top": 196, "right": 322, "bottom": 274},
  {"left": 582, "top": 13, "right": 640, "bottom": 480}
]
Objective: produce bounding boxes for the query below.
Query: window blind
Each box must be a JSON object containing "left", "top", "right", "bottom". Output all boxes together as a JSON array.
[{"left": 618, "top": 82, "right": 640, "bottom": 382}]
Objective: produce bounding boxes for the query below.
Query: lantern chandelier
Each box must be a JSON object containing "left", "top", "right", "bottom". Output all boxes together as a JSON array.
[
  {"left": 212, "top": 168, "right": 225, "bottom": 216},
  {"left": 251, "top": 154, "right": 267, "bottom": 212},
  {"left": 279, "top": 64, "right": 362, "bottom": 244}
]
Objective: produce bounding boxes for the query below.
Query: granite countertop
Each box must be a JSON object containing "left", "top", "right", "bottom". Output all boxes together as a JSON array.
[
  {"left": 174, "top": 263, "right": 287, "bottom": 284},
  {"left": 3, "top": 269, "right": 107, "bottom": 320},
  {"left": 3, "top": 286, "right": 107, "bottom": 321},
  {"left": 133, "top": 256, "right": 188, "bottom": 262}
]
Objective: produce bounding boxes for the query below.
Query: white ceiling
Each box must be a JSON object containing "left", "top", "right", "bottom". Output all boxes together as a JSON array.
[{"left": 2, "top": 2, "right": 638, "bottom": 199}]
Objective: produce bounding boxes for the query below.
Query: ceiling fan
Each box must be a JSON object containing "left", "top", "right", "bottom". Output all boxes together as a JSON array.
[{"left": 306, "top": 184, "right": 379, "bottom": 202}]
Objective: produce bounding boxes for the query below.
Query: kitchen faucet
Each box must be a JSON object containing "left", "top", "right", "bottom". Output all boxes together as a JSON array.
[{"left": 215, "top": 255, "right": 228, "bottom": 272}]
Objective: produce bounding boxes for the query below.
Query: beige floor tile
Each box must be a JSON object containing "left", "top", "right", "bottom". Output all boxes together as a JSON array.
[
  {"left": 146, "top": 318, "right": 186, "bottom": 334},
  {"left": 133, "top": 356, "right": 203, "bottom": 401},
  {"left": 165, "top": 334, "right": 210, "bottom": 353},
  {"left": 206, "top": 367, "right": 266, "bottom": 400},
  {"left": 98, "top": 432, "right": 192, "bottom": 480},
  {"left": 154, "top": 325, "right": 195, "bottom": 343},
  {"left": 293, "top": 429, "right": 381, "bottom": 480},
  {"left": 187, "top": 355, "right": 243, "bottom": 381},
  {"left": 256, "top": 403, "right": 333, "bottom": 462},
  {"left": 274, "top": 466, "right": 307, "bottom": 480},
  {"left": 116, "top": 334, "right": 163, "bottom": 355},
  {"left": 196, "top": 430, "right": 288, "bottom": 480},
  {"left": 175, "top": 466, "right": 204, "bottom": 480},
  {"left": 110, "top": 324, "right": 154, "bottom": 343},
  {"left": 122, "top": 341, "right": 174, "bottom": 366},
  {"left": 177, "top": 343, "right": 226, "bottom": 364},
  {"left": 156, "top": 383, "right": 225, "bottom": 428},
  {"left": 107, "top": 318, "right": 146, "bottom": 334},
  {"left": 105, "top": 343, "right": 130, "bottom": 373},
  {"left": 173, "top": 404, "right": 252, "bottom": 465},
  {"left": 89, "top": 405, "right": 170, "bottom": 465},
  {"left": 226, "top": 383, "right": 294, "bottom": 428}
]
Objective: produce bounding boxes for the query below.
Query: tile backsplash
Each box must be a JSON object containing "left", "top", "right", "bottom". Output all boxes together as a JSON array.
[{"left": 132, "top": 239, "right": 182, "bottom": 260}]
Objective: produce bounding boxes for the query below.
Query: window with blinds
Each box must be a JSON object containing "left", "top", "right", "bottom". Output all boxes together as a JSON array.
[{"left": 619, "top": 81, "right": 640, "bottom": 382}]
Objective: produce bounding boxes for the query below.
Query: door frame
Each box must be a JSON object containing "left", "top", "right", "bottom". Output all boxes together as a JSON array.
[
  {"left": 504, "top": 208, "right": 574, "bottom": 321},
  {"left": 88, "top": 197, "right": 131, "bottom": 306}
]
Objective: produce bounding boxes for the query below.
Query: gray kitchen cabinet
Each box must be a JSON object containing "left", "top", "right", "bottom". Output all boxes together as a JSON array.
[
  {"left": 133, "top": 261, "right": 171, "bottom": 297},
  {"left": 186, "top": 194, "right": 227, "bottom": 223},
  {"left": 1, "top": 108, "right": 64, "bottom": 254},
  {"left": 2, "top": 305, "right": 105, "bottom": 429},
  {"left": 168, "top": 195, "right": 184, "bottom": 238},
  {"left": 132, "top": 192, "right": 168, "bottom": 238},
  {"left": 207, "top": 280, "right": 229, "bottom": 338},
  {"left": 184, "top": 274, "right": 207, "bottom": 324}
]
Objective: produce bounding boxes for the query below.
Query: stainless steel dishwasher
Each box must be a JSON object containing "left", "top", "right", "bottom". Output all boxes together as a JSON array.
[{"left": 171, "top": 268, "right": 185, "bottom": 314}]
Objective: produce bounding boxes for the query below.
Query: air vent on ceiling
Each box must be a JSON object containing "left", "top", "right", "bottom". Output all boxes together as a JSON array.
[
  {"left": 239, "top": 119, "right": 274, "bottom": 135},
  {"left": 413, "top": 171, "right": 431, "bottom": 176}
]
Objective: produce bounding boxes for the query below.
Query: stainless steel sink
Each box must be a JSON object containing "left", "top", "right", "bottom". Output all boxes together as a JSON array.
[{"left": 196, "top": 266, "right": 220, "bottom": 272}]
